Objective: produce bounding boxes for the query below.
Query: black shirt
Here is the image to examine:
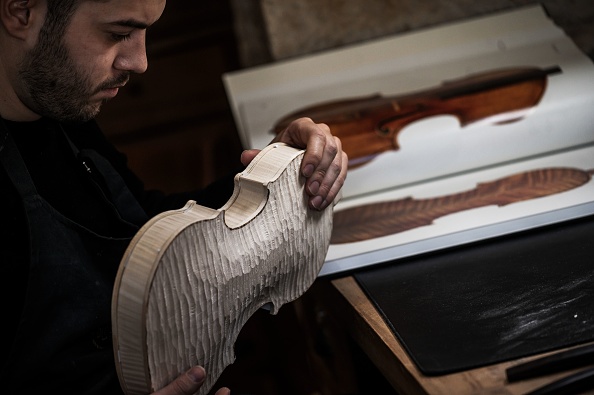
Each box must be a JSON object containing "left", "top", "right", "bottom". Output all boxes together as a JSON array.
[{"left": 0, "top": 117, "right": 237, "bottom": 391}]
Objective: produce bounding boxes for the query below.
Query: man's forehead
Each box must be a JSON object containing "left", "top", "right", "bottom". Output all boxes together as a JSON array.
[{"left": 76, "top": 0, "right": 166, "bottom": 26}]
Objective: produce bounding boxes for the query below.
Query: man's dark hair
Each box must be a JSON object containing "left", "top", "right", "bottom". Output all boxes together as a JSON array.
[{"left": 43, "top": 0, "right": 80, "bottom": 36}]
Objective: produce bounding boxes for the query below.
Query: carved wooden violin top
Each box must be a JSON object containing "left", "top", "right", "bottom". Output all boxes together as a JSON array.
[{"left": 111, "top": 143, "right": 333, "bottom": 395}]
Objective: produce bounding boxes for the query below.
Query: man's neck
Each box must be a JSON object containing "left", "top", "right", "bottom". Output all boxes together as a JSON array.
[{"left": 0, "top": 59, "right": 41, "bottom": 122}]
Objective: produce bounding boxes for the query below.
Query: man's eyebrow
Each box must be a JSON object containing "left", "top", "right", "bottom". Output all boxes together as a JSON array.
[{"left": 109, "top": 19, "right": 150, "bottom": 29}]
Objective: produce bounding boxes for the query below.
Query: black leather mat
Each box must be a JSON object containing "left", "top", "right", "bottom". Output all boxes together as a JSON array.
[{"left": 354, "top": 215, "right": 594, "bottom": 375}]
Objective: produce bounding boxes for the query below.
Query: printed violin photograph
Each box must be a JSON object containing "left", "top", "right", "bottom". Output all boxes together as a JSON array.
[
  {"left": 321, "top": 144, "right": 594, "bottom": 275},
  {"left": 224, "top": 6, "right": 594, "bottom": 275},
  {"left": 272, "top": 65, "right": 562, "bottom": 169},
  {"left": 330, "top": 167, "right": 594, "bottom": 245}
]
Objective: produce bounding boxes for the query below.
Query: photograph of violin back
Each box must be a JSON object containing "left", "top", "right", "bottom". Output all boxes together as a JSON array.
[
  {"left": 331, "top": 167, "right": 593, "bottom": 244},
  {"left": 111, "top": 143, "right": 333, "bottom": 395}
]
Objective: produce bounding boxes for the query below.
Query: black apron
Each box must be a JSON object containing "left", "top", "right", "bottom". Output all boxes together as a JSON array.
[{"left": 0, "top": 122, "right": 148, "bottom": 394}]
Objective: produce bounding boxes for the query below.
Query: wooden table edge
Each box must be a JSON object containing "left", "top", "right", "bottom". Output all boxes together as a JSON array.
[{"left": 324, "top": 276, "right": 593, "bottom": 395}]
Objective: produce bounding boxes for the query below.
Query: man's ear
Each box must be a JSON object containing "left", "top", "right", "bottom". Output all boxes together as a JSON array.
[{"left": 0, "top": 0, "right": 43, "bottom": 40}]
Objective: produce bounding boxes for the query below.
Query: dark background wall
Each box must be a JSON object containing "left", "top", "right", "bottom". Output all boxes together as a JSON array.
[
  {"left": 233, "top": 0, "right": 594, "bottom": 67},
  {"left": 96, "top": 1, "right": 243, "bottom": 194}
]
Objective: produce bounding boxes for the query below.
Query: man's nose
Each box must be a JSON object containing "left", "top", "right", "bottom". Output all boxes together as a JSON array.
[{"left": 114, "top": 35, "right": 148, "bottom": 74}]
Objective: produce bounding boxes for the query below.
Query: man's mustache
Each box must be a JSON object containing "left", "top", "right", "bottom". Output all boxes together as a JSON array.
[{"left": 95, "top": 73, "right": 130, "bottom": 93}]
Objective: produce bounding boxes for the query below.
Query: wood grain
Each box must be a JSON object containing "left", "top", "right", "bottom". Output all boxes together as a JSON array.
[
  {"left": 331, "top": 167, "right": 593, "bottom": 244},
  {"left": 111, "top": 143, "right": 333, "bottom": 395}
]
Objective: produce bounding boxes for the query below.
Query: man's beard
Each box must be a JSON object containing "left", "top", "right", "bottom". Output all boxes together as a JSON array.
[{"left": 18, "top": 31, "right": 129, "bottom": 122}]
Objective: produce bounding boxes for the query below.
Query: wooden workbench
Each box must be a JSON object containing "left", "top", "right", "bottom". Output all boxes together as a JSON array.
[{"left": 320, "top": 275, "right": 593, "bottom": 395}]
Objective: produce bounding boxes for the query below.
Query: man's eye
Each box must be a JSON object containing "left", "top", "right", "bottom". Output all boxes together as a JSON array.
[{"left": 110, "top": 33, "right": 132, "bottom": 42}]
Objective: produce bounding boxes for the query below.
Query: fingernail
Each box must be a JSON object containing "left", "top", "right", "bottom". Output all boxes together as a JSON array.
[
  {"left": 319, "top": 199, "right": 329, "bottom": 210},
  {"left": 308, "top": 181, "right": 320, "bottom": 195},
  {"left": 188, "top": 366, "right": 206, "bottom": 383},
  {"left": 303, "top": 164, "right": 314, "bottom": 178},
  {"left": 311, "top": 196, "right": 323, "bottom": 210}
]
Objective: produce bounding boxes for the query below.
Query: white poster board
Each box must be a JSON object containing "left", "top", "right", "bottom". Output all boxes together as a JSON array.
[{"left": 223, "top": 5, "right": 594, "bottom": 276}]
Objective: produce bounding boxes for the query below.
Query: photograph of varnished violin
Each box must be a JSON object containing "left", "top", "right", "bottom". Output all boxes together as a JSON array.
[{"left": 273, "top": 66, "right": 562, "bottom": 168}]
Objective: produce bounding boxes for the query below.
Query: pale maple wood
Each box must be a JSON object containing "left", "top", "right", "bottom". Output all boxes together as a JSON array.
[
  {"left": 111, "top": 143, "right": 333, "bottom": 395},
  {"left": 329, "top": 276, "right": 594, "bottom": 395}
]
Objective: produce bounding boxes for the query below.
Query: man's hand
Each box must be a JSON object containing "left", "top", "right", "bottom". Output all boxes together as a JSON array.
[
  {"left": 150, "top": 366, "right": 230, "bottom": 395},
  {"left": 241, "top": 117, "right": 347, "bottom": 210}
]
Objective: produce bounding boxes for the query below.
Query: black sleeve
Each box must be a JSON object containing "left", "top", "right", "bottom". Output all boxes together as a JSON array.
[{"left": 69, "top": 120, "right": 241, "bottom": 217}]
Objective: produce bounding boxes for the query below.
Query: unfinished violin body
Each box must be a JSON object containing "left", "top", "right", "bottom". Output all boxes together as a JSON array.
[{"left": 111, "top": 143, "right": 333, "bottom": 395}]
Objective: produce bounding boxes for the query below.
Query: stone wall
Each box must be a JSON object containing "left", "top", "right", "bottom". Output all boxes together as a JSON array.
[{"left": 231, "top": 0, "right": 594, "bottom": 67}]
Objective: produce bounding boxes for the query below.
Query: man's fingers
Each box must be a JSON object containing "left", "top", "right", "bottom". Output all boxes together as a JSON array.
[
  {"left": 240, "top": 149, "right": 261, "bottom": 166},
  {"left": 269, "top": 117, "right": 347, "bottom": 210},
  {"left": 310, "top": 138, "right": 346, "bottom": 209},
  {"left": 151, "top": 366, "right": 205, "bottom": 395},
  {"left": 300, "top": 121, "right": 333, "bottom": 179}
]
